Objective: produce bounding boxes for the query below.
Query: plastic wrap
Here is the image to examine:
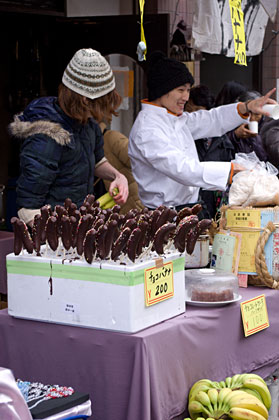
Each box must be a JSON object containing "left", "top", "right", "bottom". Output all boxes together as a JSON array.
[
  {"left": 229, "top": 152, "right": 279, "bottom": 207},
  {"left": 185, "top": 268, "right": 239, "bottom": 302}
]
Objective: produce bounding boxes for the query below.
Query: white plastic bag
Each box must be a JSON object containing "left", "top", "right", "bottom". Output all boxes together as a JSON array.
[{"left": 229, "top": 152, "right": 279, "bottom": 207}]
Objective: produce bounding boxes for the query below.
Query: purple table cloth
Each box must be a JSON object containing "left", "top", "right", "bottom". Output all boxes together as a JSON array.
[
  {"left": 0, "top": 231, "right": 14, "bottom": 294},
  {"left": 0, "top": 286, "right": 278, "bottom": 420}
]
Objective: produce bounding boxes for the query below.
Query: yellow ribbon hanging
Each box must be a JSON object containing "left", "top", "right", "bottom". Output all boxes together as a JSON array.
[
  {"left": 229, "top": 0, "right": 247, "bottom": 66},
  {"left": 139, "top": 0, "right": 147, "bottom": 60}
]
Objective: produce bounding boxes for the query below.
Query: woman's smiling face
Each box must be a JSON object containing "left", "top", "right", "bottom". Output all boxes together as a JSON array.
[{"left": 155, "top": 83, "right": 191, "bottom": 115}]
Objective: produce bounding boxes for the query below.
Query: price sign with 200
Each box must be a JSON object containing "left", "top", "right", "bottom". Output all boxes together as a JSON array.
[{"left": 144, "top": 262, "right": 174, "bottom": 306}]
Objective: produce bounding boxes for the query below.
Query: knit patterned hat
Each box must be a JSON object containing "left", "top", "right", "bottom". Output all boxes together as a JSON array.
[
  {"left": 62, "top": 48, "right": 115, "bottom": 100},
  {"left": 147, "top": 51, "right": 194, "bottom": 101}
]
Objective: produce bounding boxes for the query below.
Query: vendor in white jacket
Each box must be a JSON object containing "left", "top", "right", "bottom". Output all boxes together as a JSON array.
[{"left": 128, "top": 51, "right": 276, "bottom": 211}]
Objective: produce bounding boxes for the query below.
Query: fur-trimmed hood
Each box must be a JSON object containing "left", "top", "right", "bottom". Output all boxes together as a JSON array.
[
  {"left": 8, "top": 96, "right": 73, "bottom": 146},
  {"left": 9, "top": 117, "right": 71, "bottom": 146}
]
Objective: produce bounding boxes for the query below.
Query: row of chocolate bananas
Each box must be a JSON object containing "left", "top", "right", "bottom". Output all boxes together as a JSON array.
[{"left": 11, "top": 199, "right": 212, "bottom": 262}]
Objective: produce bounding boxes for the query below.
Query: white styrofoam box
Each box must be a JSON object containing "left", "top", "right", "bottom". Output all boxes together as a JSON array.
[{"left": 7, "top": 249, "right": 186, "bottom": 333}]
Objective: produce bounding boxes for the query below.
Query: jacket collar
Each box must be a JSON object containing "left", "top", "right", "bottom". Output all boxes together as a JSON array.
[{"left": 141, "top": 99, "right": 179, "bottom": 116}]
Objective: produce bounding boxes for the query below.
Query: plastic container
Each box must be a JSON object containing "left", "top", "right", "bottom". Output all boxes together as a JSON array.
[
  {"left": 262, "top": 104, "right": 279, "bottom": 120},
  {"left": 185, "top": 268, "right": 239, "bottom": 303},
  {"left": 185, "top": 234, "right": 209, "bottom": 268},
  {"left": 248, "top": 120, "right": 258, "bottom": 133}
]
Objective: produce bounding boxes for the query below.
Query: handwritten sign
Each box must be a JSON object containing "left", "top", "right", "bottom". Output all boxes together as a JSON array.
[
  {"left": 226, "top": 209, "right": 261, "bottom": 229},
  {"left": 240, "top": 294, "right": 269, "bottom": 337},
  {"left": 144, "top": 262, "right": 174, "bottom": 306},
  {"left": 226, "top": 209, "right": 261, "bottom": 273},
  {"left": 229, "top": 0, "right": 247, "bottom": 66},
  {"left": 211, "top": 230, "right": 242, "bottom": 275}
]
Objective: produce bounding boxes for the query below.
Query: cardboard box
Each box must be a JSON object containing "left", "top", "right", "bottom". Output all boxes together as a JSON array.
[
  {"left": 7, "top": 250, "right": 186, "bottom": 333},
  {"left": 221, "top": 206, "right": 279, "bottom": 277}
]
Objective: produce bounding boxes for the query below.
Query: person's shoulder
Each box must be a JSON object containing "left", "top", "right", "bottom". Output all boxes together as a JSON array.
[
  {"left": 24, "top": 96, "right": 57, "bottom": 113},
  {"left": 17, "top": 96, "right": 58, "bottom": 124},
  {"left": 260, "top": 117, "right": 279, "bottom": 134},
  {"left": 104, "top": 129, "right": 128, "bottom": 146}
]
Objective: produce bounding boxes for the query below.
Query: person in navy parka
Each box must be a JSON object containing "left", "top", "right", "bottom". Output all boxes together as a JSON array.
[{"left": 8, "top": 48, "right": 128, "bottom": 226}]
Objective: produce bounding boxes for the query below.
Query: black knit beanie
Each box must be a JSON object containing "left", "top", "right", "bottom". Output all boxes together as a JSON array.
[{"left": 147, "top": 51, "right": 194, "bottom": 101}]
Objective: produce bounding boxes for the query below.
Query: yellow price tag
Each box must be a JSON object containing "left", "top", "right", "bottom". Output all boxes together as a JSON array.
[
  {"left": 144, "top": 262, "right": 174, "bottom": 306},
  {"left": 229, "top": 0, "right": 247, "bottom": 66},
  {"left": 240, "top": 294, "right": 269, "bottom": 337}
]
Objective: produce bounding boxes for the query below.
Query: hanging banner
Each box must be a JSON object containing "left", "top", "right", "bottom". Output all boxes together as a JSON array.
[
  {"left": 229, "top": 0, "right": 247, "bottom": 65},
  {"left": 192, "top": 0, "right": 270, "bottom": 58},
  {"left": 138, "top": 0, "right": 147, "bottom": 60}
]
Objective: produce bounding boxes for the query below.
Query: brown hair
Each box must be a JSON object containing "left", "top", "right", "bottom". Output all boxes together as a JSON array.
[{"left": 58, "top": 83, "right": 122, "bottom": 124}]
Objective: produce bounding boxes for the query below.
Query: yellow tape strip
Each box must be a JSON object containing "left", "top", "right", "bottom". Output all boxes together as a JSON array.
[{"left": 139, "top": 0, "right": 147, "bottom": 60}]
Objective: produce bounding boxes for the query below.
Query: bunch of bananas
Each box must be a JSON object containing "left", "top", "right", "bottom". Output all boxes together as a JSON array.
[
  {"left": 98, "top": 188, "right": 118, "bottom": 209},
  {"left": 186, "top": 373, "right": 271, "bottom": 420}
]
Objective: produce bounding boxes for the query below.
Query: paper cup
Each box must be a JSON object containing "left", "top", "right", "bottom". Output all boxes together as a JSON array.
[
  {"left": 248, "top": 121, "right": 258, "bottom": 133},
  {"left": 262, "top": 104, "right": 279, "bottom": 120}
]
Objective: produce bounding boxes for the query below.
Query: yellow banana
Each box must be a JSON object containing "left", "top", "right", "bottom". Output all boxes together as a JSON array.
[
  {"left": 222, "top": 389, "right": 246, "bottom": 411},
  {"left": 219, "top": 380, "right": 226, "bottom": 388},
  {"left": 188, "top": 400, "right": 211, "bottom": 419},
  {"left": 195, "top": 390, "right": 213, "bottom": 414},
  {"left": 189, "top": 379, "right": 212, "bottom": 393},
  {"left": 189, "top": 380, "right": 214, "bottom": 401},
  {"left": 228, "top": 397, "right": 268, "bottom": 419},
  {"left": 212, "top": 381, "right": 221, "bottom": 389},
  {"left": 231, "top": 374, "right": 242, "bottom": 389},
  {"left": 241, "top": 388, "right": 263, "bottom": 403},
  {"left": 98, "top": 191, "right": 113, "bottom": 208},
  {"left": 218, "top": 387, "right": 232, "bottom": 411},
  {"left": 227, "top": 390, "right": 252, "bottom": 402},
  {"left": 228, "top": 407, "right": 266, "bottom": 420},
  {"left": 189, "top": 400, "right": 204, "bottom": 414},
  {"left": 225, "top": 376, "right": 232, "bottom": 388},
  {"left": 242, "top": 378, "right": 271, "bottom": 409},
  {"left": 208, "top": 388, "right": 218, "bottom": 411},
  {"left": 189, "top": 384, "right": 214, "bottom": 402},
  {"left": 240, "top": 374, "right": 266, "bottom": 386},
  {"left": 227, "top": 392, "right": 267, "bottom": 409},
  {"left": 102, "top": 198, "right": 116, "bottom": 209}
]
